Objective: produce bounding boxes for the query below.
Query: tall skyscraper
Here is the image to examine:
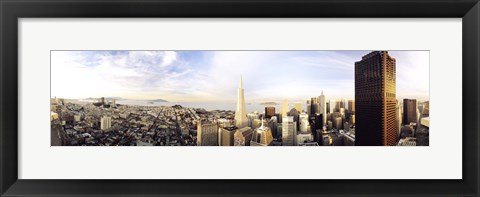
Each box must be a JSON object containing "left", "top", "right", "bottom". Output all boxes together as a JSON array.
[
  {"left": 310, "top": 97, "right": 319, "bottom": 114},
  {"left": 318, "top": 91, "right": 327, "bottom": 125},
  {"left": 282, "top": 116, "right": 296, "bottom": 146},
  {"left": 329, "top": 100, "right": 337, "bottom": 113},
  {"left": 235, "top": 75, "right": 247, "bottom": 128},
  {"left": 403, "top": 99, "right": 417, "bottom": 125},
  {"left": 306, "top": 100, "right": 311, "bottom": 115},
  {"left": 299, "top": 113, "right": 310, "bottom": 133},
  {"left": 348, "top": 100, "right": 355, "bottom": 113},
  {"left": 280, "top": 99, "right": 289, "bottom": 117},
  {"left": 265, "top": 106, "right": 275, "bottom": 119},
  {"left": 355, "top": 51, "right": 398, "bottom": 146},
  {"left": 340, "top": 98, "right": 347, "bottom": 110}
]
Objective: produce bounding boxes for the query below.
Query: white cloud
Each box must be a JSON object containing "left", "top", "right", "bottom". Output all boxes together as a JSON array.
[
  {"left": 51, "top": 51, "right": 180, "bottom": 100},
  {"left": 51, "top": 50, "right": 429, "bottom": 103}
]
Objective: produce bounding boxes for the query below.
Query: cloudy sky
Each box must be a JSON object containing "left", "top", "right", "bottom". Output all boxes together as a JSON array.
[{"left": 51, "top": 50, "right": 429, "bottom": 102}]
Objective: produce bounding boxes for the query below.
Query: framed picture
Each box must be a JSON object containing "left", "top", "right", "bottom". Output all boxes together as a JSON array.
[{"left": 1, "top": 0, "right": 479, "bottom": 196}]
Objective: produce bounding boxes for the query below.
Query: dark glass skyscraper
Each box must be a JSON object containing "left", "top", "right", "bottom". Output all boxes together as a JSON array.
[
  {"left": 355, "top": 51, "right": 398, "bottom": 146},
  {"left": 265, "top": 106, "right": 275, "bottom": 119},
  {"left": 403, "top": 99, "right": 417, "bottom": 125}
]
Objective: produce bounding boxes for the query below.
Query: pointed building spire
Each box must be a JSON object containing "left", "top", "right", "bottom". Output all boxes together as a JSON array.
[
  {"left": 321, "top": 90, "right": 324, "bottom": 95},
  {"left": 239, "top": 75, "right": 243, "bottom": 89},
  {"left": 235, "top": 74, "right": 247, "bottom": 128}
]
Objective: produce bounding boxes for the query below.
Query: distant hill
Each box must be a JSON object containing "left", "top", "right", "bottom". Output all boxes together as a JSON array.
[
  {"left": 84, "top": 97, "right": 124, "bottom": 101},
  {"left": 149, "top": 99, "right": 168, "bottom": 102},
  {"left": 260, "top": 101, "right": 278, "bottom": 106},
  {"left": 83, "top": 97, "right": 168, "bottom": 102}
]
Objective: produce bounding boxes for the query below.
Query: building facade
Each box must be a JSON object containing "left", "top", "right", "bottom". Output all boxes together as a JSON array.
[
  {"left": 403, "top": 99, "right": 417, "bottom": 125},
  {"left": 355, "top": 51, "right": 398, "bottom": 146},
  {"left": 318, "top": 91, "right": 327, "bottom": 124},
  {"left": 234, "top": 127, "right": 253, "bottom": 146},
  {"left": 220, "top": 126, "right": 237, "bottom": 146},
  {"left": 100, "top": 116, "right": 112, "bottom": 130},
  {"left": 265, "top": 106, "right": 275, "bottom": 119},
  {"left": 282, "top": 116, "right": 296, "bottom": 146},
  {"left": 197, "top": 121, "right": 219, "bottom": 146},
  {"left": 299, "top": 113, "right": 310, "bottom": 133}
]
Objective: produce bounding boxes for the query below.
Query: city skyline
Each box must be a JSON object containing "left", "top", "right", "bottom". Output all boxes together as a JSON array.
[
  {"left": 51, "top": 50, "right": 429, "bottom": 102},
  {"left": 51, "top": 50, "right": 429, "bottom": 146}
]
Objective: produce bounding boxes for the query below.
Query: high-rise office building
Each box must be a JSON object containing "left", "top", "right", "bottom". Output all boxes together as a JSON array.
[
  {"left": 338, "top": 98, "right": 345, "bottom": 110},
  {"left": 288, "top": 108, "right": 300, "bottom": 130},
  {"left": 403, "top": 99, "right": 417, "bottom": 125},
  {"left": 306, "top": 100, "right": 311, "bottom": 115},
  {"left": 329, "top": 100, "right": 337, "bottom": 113},
  {"left": 265, "top": 106, "right": 275, "bottom": 119},
  {"left": 282, "top": 116, "right": 296, "bottom": 146},
  {"left": 235, "top": 75, "right": 248, "bottom": 128},
  {"left": 310, "top": 97, "right": 319, "bottom": 114},
  {"left": 100, "top": 116, "right": 112, "bottom": 130},
  {"left": 326, "top": 102, "right": 330, "bottom": 115},
  {"left": 318, "top": 91, "right": 327, "bottom": 124},
  {"left": 348, "top": 100, "right": 355, "bottom": 113},
  {"left": 396, "top": 100, "right": 402, "bottom": 135},
  {"left": 333, "top": 117, "right": 343, "bottom": 130},
  {"left": 220, "top": 126, "right": 237, "bottom": 146},
  {"left": 280, "top": 99, "right": 289, "bottom": 117},
  {"left": 308, "top": 113, "right": 324, "bottom": 141},
  {"left": 355, "top": 51, "right": 398, "bottom": 146},
  {"left": 197, "top": 121, "right": 219, "bottom": 146},
  {"left": 250, "top": 120, "right": 273, "bottom": 146},
  {"left": 299, "top": 113, "right": 310, "bottom": 133},
  {"left": 339, "top": 108, "right": 345, "bottom": 119},
  {"left": 234, "top": 127, "right": 253, "bottom": 146}
]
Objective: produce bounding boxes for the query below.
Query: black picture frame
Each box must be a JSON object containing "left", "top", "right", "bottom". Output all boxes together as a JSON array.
[{"left": 1, "top": 0, "right": 479, "bottom": 196}]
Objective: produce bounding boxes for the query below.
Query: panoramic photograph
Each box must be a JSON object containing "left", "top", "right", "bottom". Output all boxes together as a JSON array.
[{"left": 50, "top": 50, "right": 429, "bottom": 146}]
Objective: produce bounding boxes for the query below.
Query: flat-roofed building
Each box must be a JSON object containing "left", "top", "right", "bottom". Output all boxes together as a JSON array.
[
  {"left": 220, "top": 126, "right": 237, "bottom": 146},
  {"left": 282, "top": 116, "right": 296, "bottom": 146},
  {"left": 265, "top": 106, "right": 275, "bottom": 119},
  {"left": 100, "top": 116, "right": 112, "bottom": 130},
  {"left": 355, "top": 51, "right": 398, "bottom": 146},
  {"left": 197, "top": 121, "right": 218, "bottom": 146}
]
